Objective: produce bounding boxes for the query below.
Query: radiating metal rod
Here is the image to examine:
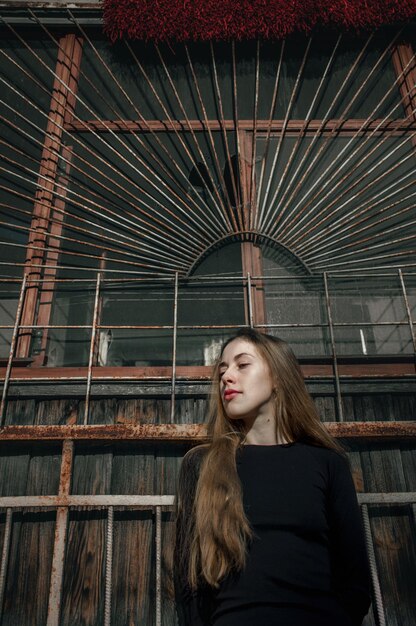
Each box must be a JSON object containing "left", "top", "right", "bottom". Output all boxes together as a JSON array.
[
  {"left": 297, "top": 177, "right": 416, "bottom": 255},
  {"left": 254, "top": 39, "right": 285, "bottom": 232},
  {"left": 185, "top": 44, "right": 237, "bottom": 232},
  {"left": 312, "top": 248, "right": 416, "bottom": 271},
  {"left": 231, "top": 41, "right": 245, "bottom": 229},
  {"left": 0, "top": 156, "right": 197, "bottom": 265},
  {"left": 67, "top": 14, "right": 223, "bottom": 240},
  {"left": 0, "top": 198, "right": 187, "bottom": 268},
  {"left": 269, "top": 32, "right": 392, "bottom": 238},
  {"left": 249, "top": 40, "right": 260, "bottom": 230},
  {"left": 0, "top": 33, "right": 212, "bottom": 253},
  {"left": 284, "top": 101, "right": 416, "bottom": 249},
  {"left": 153, "top": 43, "right": 229, "bottom": 232},
  {"left": 262, "top": 35, "right": 341, "bottom": 230},
  {"left": 278, "top": 45, "right": 415, "bottom": 246},
  {"left": 304, "top": 220, "right": 416, "bottom": 263},
  {"left": 0, "top": 217, "right": 188, "bottom": 272},
  {"left": 210, "top": 41, "right": 243, "bottom": 231},
  {"left": 0, "top": 82, "right": 206, "bottom": 258},
  {"left": 60, "top": 17, "right": 223, "bottom": 239},
  {"left": 30, "top": 10, "right": 224, "bottom": 240},
  {"left": 259, "top": 36, "right": 313, "bottom": 229}
]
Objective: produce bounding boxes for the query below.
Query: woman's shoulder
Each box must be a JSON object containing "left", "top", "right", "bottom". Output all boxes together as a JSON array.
[{"left": 297, "top": 440, "right": 348, "bottom": 467}]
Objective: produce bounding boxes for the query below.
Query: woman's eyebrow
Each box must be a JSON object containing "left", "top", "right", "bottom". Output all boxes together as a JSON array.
[{"left": 219, "top": 352, "right": 254, "bottom": 368}]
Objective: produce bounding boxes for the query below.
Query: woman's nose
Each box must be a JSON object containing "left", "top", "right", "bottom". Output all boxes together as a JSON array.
[{"left": 223, "top": 367, "right": 236, "bottom": 383}]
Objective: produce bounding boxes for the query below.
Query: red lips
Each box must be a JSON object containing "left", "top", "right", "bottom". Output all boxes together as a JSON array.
[{"left": 224, "top": 389, "right": 241, "bottom": 400}]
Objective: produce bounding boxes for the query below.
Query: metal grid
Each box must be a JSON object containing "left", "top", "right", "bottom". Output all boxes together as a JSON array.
[{"left": 1, "top": 268, "right": 415, "bottom": 426}]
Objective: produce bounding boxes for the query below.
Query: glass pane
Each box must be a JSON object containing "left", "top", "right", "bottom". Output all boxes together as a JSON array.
[
  {"left": 76, "top": 35, "right": 404, "bottom": 121},
  {"left": 0, "top": 281, "right": 20, "bottom": 359},
  {"left": 177, "top": 274, "right": 245, "bottom": 365},
  {"left": 100, "top": 281, "right": 175, "bottom": 366},
  {"left": 43, "top": 284, "right": 96, "bottom": 367},
  {"left": 329, "top": 275, "right": 413, "bottom": 356},
  {"left": 263, "top": 276, "right": 329, "bottom": 356}
]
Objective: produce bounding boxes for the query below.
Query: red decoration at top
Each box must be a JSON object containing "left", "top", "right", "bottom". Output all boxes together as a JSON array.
[{"left": 103, "top": 0, "right": 416, "bottom": 42}]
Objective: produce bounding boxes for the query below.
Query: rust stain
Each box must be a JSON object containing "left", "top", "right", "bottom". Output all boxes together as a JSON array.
[{"left": 0, "top": 421, "right": 414, "bottom": 442}]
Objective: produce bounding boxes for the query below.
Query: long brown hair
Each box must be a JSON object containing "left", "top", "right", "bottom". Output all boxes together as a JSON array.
[{"left": 183, "top": 328, "right": 346, "bottom": 589}]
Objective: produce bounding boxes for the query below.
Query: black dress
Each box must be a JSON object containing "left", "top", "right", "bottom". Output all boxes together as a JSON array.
[{"left": 174, "top": 441, "right": 372, "bottom": 626}]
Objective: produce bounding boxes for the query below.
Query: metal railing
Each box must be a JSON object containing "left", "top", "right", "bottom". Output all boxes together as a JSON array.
[{"left": 0, "top": 269, "right": 415, "bottom": 426}]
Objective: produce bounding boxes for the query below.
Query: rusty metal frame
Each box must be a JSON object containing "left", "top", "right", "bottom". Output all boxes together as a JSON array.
[
  {"left": 0, "top": 421, "right": 415, "bottom": 443},
  {"left": 47, "top": 439, "right": 74, "bottom": 626},
  {"left": 16, "top": 33, "right": 83, "bottom": 359}
]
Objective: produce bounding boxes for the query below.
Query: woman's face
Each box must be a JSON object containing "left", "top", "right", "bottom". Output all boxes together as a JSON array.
[{"left": 219, "top": 338, "right": 275, "bottom": 422}]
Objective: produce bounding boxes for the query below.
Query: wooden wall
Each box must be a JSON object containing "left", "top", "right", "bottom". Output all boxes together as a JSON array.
[{"left": 0, "top": 392, "right": 415, "bottom": 625}]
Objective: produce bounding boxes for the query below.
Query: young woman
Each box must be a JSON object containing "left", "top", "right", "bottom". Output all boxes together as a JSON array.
[{"left": 174, "top": 329, "right": 372, "bottom": 626}]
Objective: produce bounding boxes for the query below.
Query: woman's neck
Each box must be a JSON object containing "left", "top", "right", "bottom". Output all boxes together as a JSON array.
[{"left": 242, "top": 414, "right": 288, "bottom": 446}]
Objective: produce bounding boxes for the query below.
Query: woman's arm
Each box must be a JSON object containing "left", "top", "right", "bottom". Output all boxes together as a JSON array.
[
  {"left": 327, "top": 451, "right": 372, "bottom": 626},
  {"left": 174, "top": 446, "right": 213, "bottom": 626}
]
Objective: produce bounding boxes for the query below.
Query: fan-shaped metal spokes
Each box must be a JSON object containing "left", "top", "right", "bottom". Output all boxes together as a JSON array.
[{"left": 0, "top": 9, "right": 415, "bottom": 278}]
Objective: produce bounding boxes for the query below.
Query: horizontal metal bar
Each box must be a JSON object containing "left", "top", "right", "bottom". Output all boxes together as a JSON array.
[
  {"left": 0, "top": 321, "right": 409, "bottom": 331},
  {"left": 358, "top": 493, "right": 416, "bottom": 505},
  {"left": 64, "top": 118, "right": 416, "bottom": 134},
  {"left": 0, "top": 421, "right": 414, "bottom": 442},
  {"left": 0, "top": 495, "right": 175, "bottom": 508},
  {"left": 0, "top": 492, "right": 414, "bottom": 508},
  {"left": 0, "top": 272, "right": 415, "bottom": 285}
]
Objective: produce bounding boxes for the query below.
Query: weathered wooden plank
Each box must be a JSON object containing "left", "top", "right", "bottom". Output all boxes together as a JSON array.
[
  {"left": 111, "top": 399, "right": 157, "bottom": 625},
  {"left": 61, "top": 439, "right": 112, "bottom": 625}
]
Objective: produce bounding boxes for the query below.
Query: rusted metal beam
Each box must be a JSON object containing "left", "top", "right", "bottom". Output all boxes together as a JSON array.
[
  {"left": 1, "top": 361, "right": 415, "bottom": 383},
  {"left": 0, "top": 421, "right": 414, "bottom": 442},
  {"left": 17, "top": 34, "right": 83, "bottom": 358},
  {"left": 46, "top": 440, "right": 74, "bottom": 626}
]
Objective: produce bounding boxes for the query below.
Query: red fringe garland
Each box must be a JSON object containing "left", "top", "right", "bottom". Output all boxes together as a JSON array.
[{"left": 103, "top": 0, "right": 416, "bottom": 42}]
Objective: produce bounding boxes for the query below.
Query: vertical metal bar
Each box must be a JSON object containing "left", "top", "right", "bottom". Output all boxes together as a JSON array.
[
  {"left": 0, "top": 508, "right": 13, "bottom": 621},
  {"left": 170, "top": 273, "right": 179, "bottom": 423},
  {"left": 155, "top": 505, "right": 162, "bottom": 626},
  {"left": 361, "top": 504, "right": 386, "bottom": 626},
  {"left": 398, "top": 269, "right": 416, "bottom": 353},
  {"left": 104, "top": 505, "right": 114, "bottom": 626},
  {"left": 84, "top": 272, "right": 101, "bottom": 425},
  {"left": 47, "top": 439, "right": 74, "bottom": 626},
  {"left": 0, "top": 274, "right": 27, "bottom": 427},
  {"left": 247, "top": 273, "right": 254, "bottom": 329},
  {"left": 323, "top": 273, "right": 344, "bottom": 421},
  {"left": 249, "top": 40, "right": 260, "bottom": 231}
]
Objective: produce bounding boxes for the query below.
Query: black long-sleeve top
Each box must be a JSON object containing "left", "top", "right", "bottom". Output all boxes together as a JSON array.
[{"left": 174, "top": 441, "right": 371, "bottom": 626}]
